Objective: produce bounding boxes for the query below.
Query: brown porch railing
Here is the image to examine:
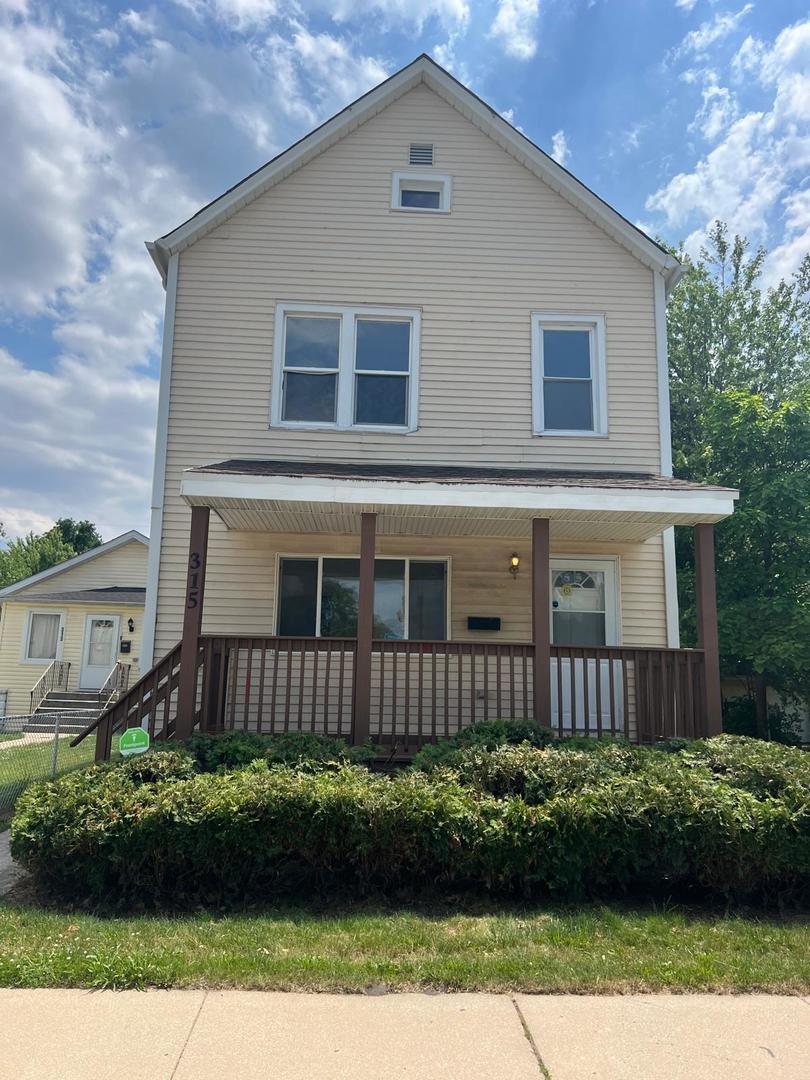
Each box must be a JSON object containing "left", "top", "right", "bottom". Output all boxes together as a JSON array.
[
  {"left": 198, "top": 636, "right": 356, "bottom": 738},
  {"left": 76, "top": 636, "right": 708, "bottom": 760}
]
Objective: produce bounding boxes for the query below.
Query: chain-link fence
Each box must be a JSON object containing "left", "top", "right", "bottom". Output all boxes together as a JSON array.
[{"left": 0, "top": 712, "right": 97, "bottom": 820}]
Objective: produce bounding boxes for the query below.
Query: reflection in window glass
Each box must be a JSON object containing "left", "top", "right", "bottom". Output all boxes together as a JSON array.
[
  {"left": 278, "top": 559, "right": 318, "bottom": 636},
  {"left": 373, "top": 560, "right": 405, "bottom": 639},
  {"left": 282, "top": 371, "right": 337, "bottom": 422},
  {"left": 541, "top": 326, "right": 595, "bottom": 432},
  {"left": 400, "top": 188, "right": 441, "bottom": 209},
  {"left": 284, "top": 317, "right": 339, "bottom": 369},
  {"left": 321, "top": 558, "right": 360, "bottom": 637},
  {"left": 409, "top": 562, "right": 447, "bottom": 640},
  {"left": 551, "top": 570, "right": 606, "bottom": 646},
  {"left": 355, "top": 321, "right": 410, "bottom": 372},
  {"left": 355, "top": 375, "right": 408, "bottom": 426}
]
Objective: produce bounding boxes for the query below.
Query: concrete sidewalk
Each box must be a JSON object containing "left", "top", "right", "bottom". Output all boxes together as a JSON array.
[{"left": 0, "top": 989, "right": 808, "bottom": 1079}]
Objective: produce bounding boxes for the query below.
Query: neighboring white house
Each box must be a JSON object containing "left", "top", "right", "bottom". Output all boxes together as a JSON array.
[
  {"left": 0, "top": 531, "right": 148, "bottom": 716},
  {"left": 89, "top": 55, "right": 738, "bottom": 758}
]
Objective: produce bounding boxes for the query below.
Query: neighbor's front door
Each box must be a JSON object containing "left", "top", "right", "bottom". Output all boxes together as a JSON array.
[{"left": 80, "top": 615, "right": 120, "bottom": 689}]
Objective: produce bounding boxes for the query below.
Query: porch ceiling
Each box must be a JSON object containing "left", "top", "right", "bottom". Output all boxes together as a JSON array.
[{"left": 181, "top": 461, "right": 738, "bottom": 543}]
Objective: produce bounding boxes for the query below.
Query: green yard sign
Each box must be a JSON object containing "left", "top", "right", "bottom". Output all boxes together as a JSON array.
[{"left": 119, "top": 727, "right": 150, "bottom": 757}]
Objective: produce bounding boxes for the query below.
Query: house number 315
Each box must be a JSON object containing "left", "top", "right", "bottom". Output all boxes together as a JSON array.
[{"left": 187, "top": 552, "right": 202, "bottom": 609}]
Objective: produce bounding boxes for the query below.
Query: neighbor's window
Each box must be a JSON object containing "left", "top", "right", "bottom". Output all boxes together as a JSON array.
[
  {"left": 26, "top": 612, "right": 61, "bottom": 661},
  {"left": 391, "top": 171, "right": 451, "bottom": 213},
  {"left": 274, "top": 304, "right": 420, "bottom": 431},
  {"left": 277, "top": 557, "right": 448, "bottom": 640},
  {"left": 531, "top": 314, "right": 607, "bottom": 435}
]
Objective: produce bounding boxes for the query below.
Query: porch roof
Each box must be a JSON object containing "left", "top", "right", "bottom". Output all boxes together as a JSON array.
[{"left": 180, "top": 459, "right": 738, "bottom": 543}]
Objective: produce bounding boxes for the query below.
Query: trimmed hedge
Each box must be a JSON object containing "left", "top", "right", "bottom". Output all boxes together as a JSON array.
[
  {"left": 186, "top": 731, "right": 377, "bottom": 771},
  {"left": 11, "top": 736, "right": 809, "bottom": 908},
  {"left": 411, "top": 719, "right": 557, "bottom": 770}
]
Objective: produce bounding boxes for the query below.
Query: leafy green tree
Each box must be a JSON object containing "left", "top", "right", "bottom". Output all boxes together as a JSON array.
[
  {"left": 668, "top": 223, "right": 810, "bottom": 735},
  {"left": 54, "top": 518, "right": 102, "bottom": 554},
  {"left": 0, "top": 530, "right": 77, "bottom": 589}
]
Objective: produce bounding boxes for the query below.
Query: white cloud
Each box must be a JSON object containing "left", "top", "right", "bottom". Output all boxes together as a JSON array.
[
  {"left": 550, "top": 129, "right": 569, "bottom": 166},
  {"left": 731, "top": 34, "right": 764, "bottom": 79},
  {"left": 689, "top": 77, "right": 739, "bottom": 140},
  {"left": 0, "top": 2, "right": 395, "bottom": 536},
  {"left": 675, "top": 0, "right": 698, "bottom": 11},
  {"left": 648, "top": 18, "right": 810, "bottom": 279},
  {"left": 767, "top": 187, "right": 810, "bottom": 285},
  {"left": 489, "top": 0, "right": 539, "bottom": 61},
  {"left": 0, "top": 504, "right": 56, "bottom": 540},
  {"left": 676, "top": 4, "right": 753, "bottom": 58}
]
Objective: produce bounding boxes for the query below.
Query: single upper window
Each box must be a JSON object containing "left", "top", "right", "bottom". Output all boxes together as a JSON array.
[
  {"left": 277, "top": 557, "right": 449, "bottom": 641},
  {"left": 391, "top": 171, "right": 452, "bottom": 213},
  {"left": 273, "top": 303, "right": 421, "bottom": 431},
  {"left": 26, "top": 612, "right": 61, "bottom": 662},
  {"left": 531, "top": 313, "right": 607, "bottom": 436}
]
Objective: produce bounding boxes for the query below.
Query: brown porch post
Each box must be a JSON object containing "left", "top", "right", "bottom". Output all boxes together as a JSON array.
[
  {"left": 532, "top": 517, "right": 551, "bottom": 728},
  {"left": 694, "top": 523, "right": 723, "bottom": 736},
  {"left": 176, "top": 505, "right": 210, "bottom": 741},
  {"left": 353, "top": 511, "right": 376, "bottom": 745}
]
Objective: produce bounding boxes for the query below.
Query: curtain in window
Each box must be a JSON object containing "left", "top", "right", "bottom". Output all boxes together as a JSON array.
[{"left": 27, "top": 613, "right": 60, "bottom": 660}]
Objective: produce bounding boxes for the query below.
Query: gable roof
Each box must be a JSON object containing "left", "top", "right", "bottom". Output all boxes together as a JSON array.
[
  {"left": 0, "top": 530, "right": 148, "bottom": 600},
  {"left": 147, "top": 54, "right": 682, "bottom": 292}
]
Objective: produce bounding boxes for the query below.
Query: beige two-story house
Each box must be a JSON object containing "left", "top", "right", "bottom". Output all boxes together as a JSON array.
[{"left": 84, "top": 56, "right": 737, "bottom": 760}]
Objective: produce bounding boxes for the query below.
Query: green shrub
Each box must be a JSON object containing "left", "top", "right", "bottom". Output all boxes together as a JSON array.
[
  {"left": 411, "top": 719, "right": 556, "bottom": 771},
  {"left": 11, "top": 735, "right": 809, "bottom": 908},
  {"left": 185, "top": 731, "right": 376, "bottom": 772}
]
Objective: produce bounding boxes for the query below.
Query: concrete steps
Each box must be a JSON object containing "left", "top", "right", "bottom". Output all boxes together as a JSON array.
[{"left": 25, "top": 690, "right": 102, "bottom": 735}]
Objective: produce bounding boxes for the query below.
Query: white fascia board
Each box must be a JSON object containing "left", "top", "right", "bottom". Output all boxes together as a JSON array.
[
  {"left": 141, "top": 253, "right": 178, "bottom": 669},
  {"left": 148, "top": 56, "right": 679, "bottom": 284},
  {"left": 654, "top": 271, "right": 674, "bottom": 477},
  {"left": 180, "top": 472, "right": 738, "bottom": 522},
  {"left": 0, "top": 530, "right": 149, "bottom": 599}
]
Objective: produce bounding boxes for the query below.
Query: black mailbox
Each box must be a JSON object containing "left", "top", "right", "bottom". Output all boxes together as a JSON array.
[
  {"left": 467, "top": 616, "right": 501, "bottom": 632},
  {"left": 120, "top": 639, "right": 132, "bottom": 654}
]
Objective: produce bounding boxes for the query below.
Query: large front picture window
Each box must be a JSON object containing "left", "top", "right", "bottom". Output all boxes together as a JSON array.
[
  {"left": 277, "top": 557, "right": 448, "bottom": 640},
  {"left": 273, "top": 303, "right": 420, "bottom": 432},
  {"left": 25, "top": 612, "right": 62, "bottom": 662}
]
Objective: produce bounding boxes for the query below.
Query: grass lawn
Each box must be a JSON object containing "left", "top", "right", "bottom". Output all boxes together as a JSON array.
[
  {"left": 0, "top": 736, "right": 96, "bottom": 822},
  {"left": 0, "top": 733, "right": 24, "bottom": 743},
  {"left": 0, "top": 900, "right": 807, "bottom": 993}
]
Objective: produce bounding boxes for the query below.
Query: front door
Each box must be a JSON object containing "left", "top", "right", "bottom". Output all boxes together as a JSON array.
[
  {"left": 549, "top": 559, "right": 621, "bottom": 731},
  {"left": 80, "top": 615, "right": 120, "bottom": 689}
]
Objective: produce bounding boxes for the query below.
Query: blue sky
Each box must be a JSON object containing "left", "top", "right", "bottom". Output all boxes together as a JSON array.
[{"left": 0, "top": 0, "right": 808, "bottom": 539}]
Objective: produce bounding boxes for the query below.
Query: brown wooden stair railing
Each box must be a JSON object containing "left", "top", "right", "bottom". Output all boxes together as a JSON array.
[{"left": 70, "top": 642, "right": 193, "bottom": 761}]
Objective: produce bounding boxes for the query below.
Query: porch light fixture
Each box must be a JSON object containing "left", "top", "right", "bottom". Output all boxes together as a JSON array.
[
  {"left": 127, "top": 618, "right": 135, "bottom": 633},
  {"left": 509, "top": 553, "right": 520, "bottom": 578}
]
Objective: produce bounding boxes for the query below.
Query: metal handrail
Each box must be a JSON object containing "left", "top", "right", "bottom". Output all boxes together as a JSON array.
[
  {"left": 29, "top": 659, "right": 71, "bottom": 713},
  {"left": 97, "top": 661, "right": 131, "bottom": 711}
]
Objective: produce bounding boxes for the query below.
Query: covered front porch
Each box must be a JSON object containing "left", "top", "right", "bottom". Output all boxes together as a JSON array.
[{"left": 87, "top": 461, "right": 737, "bottom": 759}]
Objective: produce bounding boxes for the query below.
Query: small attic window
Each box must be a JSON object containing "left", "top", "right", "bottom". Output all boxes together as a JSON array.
[
  {"left": 391, "top": 171, "right": 452, "bottom": 213},
  {"left": 409, "top": 143, "right": 434, "bottom": 166}
]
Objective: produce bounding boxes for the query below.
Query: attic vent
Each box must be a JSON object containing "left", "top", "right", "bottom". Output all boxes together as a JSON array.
[{"left": 409, "top": 143, "right": 434, "bottom": 166}]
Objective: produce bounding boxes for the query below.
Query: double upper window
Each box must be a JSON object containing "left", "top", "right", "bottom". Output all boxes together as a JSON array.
[
  {"left": 531, "top": 313, "right": 607, "bottom": 436},
  {"left": 277, "top": 556, "right": 448, "bottom": 641},
  {"left": 271, "top": 303, "right": 420, "bottom": 432}
]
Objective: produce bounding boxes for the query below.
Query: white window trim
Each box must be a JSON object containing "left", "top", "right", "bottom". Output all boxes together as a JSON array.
[
  {"left": 21, "top": 609, "right": 66, "bottom": 665},
  {"left": 531, "top": 312, "right": 608, "bottom": 437},
  {"left": 270, "top": 302, "right": 421, "bottom": 434},
  {"left": 549, "top": 556, "right": 621, "bottom": 646},
  {"left": 274, "top": 553, "right": 452, "bottom": 640},
  {"left": 390, "top": 170, "right": 452, "bottom": 213}
]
